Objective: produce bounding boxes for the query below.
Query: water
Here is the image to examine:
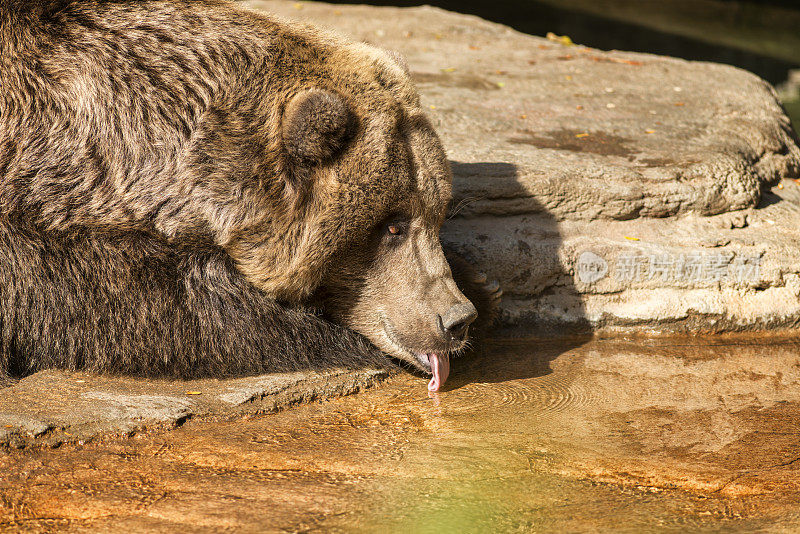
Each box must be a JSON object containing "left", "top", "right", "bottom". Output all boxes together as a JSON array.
[{"left": 4, "top": 336, "right": 800, "bottom": 531}]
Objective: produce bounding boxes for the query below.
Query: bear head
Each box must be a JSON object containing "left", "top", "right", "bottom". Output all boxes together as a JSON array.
[{"left": 226, "top": 37, "right": 478, "bottom": 390}]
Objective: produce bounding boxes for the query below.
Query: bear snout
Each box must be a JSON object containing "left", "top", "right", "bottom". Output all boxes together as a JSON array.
[{"left": 437, "top": 302, "right": 478, "bottom": 343}]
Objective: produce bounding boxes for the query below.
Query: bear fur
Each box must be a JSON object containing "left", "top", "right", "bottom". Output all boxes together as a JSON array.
[
  {"left": 0, "top": 0, "right": 491, "bottom": 385},
  {"left": 0, "top": 218, "right": 494, "bottom": 380},
  {"left": 0, "top": 0, "right": 444, "bottom": 300}
]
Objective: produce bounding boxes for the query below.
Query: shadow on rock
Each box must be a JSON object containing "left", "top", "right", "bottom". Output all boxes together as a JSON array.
[{"left": 442, "top": 161, "right": 591, "bottom": 390}]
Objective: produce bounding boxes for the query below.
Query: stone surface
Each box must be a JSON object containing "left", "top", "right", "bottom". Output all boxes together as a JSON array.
[
  {"left": 0, "top": 368, "right": 387, "bottom": 447},
  {"left": 243, "top": 0, "right": 800, "bottom": 334}
]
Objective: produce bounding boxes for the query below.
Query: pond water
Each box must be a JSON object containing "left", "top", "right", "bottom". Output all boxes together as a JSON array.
[{"left": 4, "top": 336, "right": 800, "bottom": 532}]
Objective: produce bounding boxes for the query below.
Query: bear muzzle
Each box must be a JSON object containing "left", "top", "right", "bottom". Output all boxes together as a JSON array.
[
  {"left": 437, "top": 302, "right": 478, "bottom": 343},
  {"left": 379, "top": 300, "right": 477, "bottom": 392}
]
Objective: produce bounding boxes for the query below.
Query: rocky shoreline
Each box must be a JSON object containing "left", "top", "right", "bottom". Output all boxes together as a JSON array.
[{"left": 2, "top": 0, "right": 799, "bottom": 445}]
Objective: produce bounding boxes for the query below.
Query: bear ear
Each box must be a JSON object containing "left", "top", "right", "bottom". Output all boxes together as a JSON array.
[
  {"left": 282, "top": 89, "right": 356, "bottom": 166},
  {"left": 385, "top": 50, "right": 410, "bottom": 75}
]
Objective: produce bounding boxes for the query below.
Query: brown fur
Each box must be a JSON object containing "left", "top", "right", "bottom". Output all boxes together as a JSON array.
[
  {"left": 0, "top": 0, "right": 480, "bottom": 373},
  {"left": 0, "top": 217, "right": 494, "bottom": 380},
  {"left": 0, "top": 217, "right": 387, "bottom": 379}
]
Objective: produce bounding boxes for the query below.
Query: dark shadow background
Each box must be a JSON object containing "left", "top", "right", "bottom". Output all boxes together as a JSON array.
[{"left": 326, "top": 0, "right": 800, "bottom": 131}]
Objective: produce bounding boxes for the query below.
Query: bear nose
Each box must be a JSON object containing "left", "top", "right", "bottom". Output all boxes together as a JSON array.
[{"left": 438, "top": 302, "right": 478, "bottom": 342}]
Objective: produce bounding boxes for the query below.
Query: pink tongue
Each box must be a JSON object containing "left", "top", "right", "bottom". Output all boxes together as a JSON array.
[{"left": 427, "top": 353, "right": 450, "bottom": 392}]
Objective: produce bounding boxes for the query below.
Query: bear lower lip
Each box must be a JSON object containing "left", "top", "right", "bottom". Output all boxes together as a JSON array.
[{"left": 425, "top": 353, "right": 450, "bottom": 392}]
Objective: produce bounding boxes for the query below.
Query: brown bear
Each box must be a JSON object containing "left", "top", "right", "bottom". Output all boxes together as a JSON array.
[{"left": 0, "top": 0, "right": 495, "bottom": 389}]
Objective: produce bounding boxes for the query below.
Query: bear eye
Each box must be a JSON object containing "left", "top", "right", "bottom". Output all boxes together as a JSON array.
[{"left": 381, "top": 219, "right": 409, "bottom": 243}]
